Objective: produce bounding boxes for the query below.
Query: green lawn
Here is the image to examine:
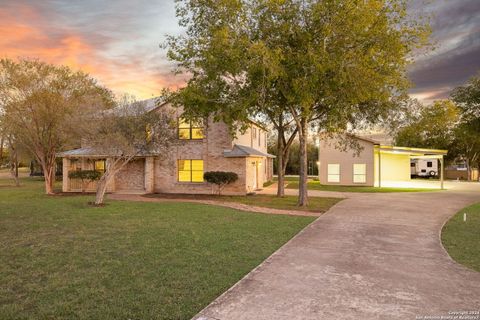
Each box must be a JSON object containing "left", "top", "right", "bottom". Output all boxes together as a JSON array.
[
  {"left": 147, "top": 193, "right": 341, "bottom": 213},
  {"left": 442, "top": 203, "right": 480, "bottom": 272},
  {"left": 286, "top": 180, "right": 438, "bottom": 193},
  {"left": 0, "top": 178, "right": 315, "bottom": 319}
]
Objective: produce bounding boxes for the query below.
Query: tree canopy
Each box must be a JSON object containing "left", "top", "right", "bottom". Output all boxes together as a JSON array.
[
  {"left": 166, "top": 0, "right": 430, "bottom": 205},
  {"left": 0, "top": 58, "right": 114, "bottom": 193}
]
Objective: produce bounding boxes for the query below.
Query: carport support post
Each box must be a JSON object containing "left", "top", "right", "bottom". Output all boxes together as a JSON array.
[{"left": 440, "top": 156, "right": 444, "bottom": 190}]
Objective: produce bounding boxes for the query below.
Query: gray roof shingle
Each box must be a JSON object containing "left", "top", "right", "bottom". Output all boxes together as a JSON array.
[{"left": 223, "top": 144, "right": 275, "bottom": 158}]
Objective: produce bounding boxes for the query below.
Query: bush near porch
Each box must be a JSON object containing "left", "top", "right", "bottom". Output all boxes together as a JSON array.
[{"left": 0, "top": 178, "right": 314, "bottom": 320}]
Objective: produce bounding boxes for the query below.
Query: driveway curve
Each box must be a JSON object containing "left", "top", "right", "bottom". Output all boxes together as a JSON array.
[{"left": 194, "top": 186, "right": 480, "bottom": 320}]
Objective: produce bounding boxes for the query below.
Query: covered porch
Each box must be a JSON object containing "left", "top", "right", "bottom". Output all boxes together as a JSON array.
[{"left": 58, "top": 148, "right": 155, "bottom": 193}]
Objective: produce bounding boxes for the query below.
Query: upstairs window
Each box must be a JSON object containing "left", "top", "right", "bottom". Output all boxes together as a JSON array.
[{"left": 178, "top": 118, "right": 204, "bottom": 140}]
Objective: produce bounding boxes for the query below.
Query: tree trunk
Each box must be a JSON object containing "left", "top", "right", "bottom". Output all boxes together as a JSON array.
[
  {"left": 277, "top": 130, "right": 286, "bottom": 197},
  {"left": 10, "top": 149, "right": 20, "bottom": 187},
  {"left": 95, "top": 175, "right": 109, "bottom": 205},
  {"left": 43, "top": 166, "right": 55, "bottom": 194},
  {"left": 466, "top": 159, "right": 471, "bottom": 181},
  {"left": 0, "top": 136, "right": 4, "bottom": 163},
  {"left": 297, "top": 119, "right": 308, "bottom": 207},
  {"left": 8, "top": 138, "right": 20, "bottom": 187}
]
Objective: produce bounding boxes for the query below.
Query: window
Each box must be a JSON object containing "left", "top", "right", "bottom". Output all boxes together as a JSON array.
[
  {"left": 353, "top": 164, "right": 366, "bottom": 183},
  {"left": 70, "top": 159, "right": 80, "bottom": 171},
  {"left": 427, "top": 161, "right": 433, "bottom": 167},
  {"left": 94, "top": 160, "right": 106, "bottom": 173},
  {"left": 410, "top": 162, "right": 416, "bottom": 167},
  {"left": 258, "top": 131, "right": 261, "bottom": 146},
  {"left": 178, "top": 160, "right": 204, "bottom": 182},
  {"left": 178, "top": 118, "right": 204, "bottom": 140},
  {"left": 252, "top": 127, "right": 257, "bottom": 139},
  {"left": 327, "top": 164, "right": 340, "bottom": 183}
]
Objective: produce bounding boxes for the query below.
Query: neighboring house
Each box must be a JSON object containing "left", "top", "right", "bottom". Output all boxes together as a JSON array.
[
  {"left": 318, "top": 134, "right": 447, "bottom": 188},
  {"left": 58, "top": 101, "right": 274, "bottom": 195}
]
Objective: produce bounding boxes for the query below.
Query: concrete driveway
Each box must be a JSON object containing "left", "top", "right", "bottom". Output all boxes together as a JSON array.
[{"left": 194, "top": 184, "right": 480, "bottom": 320}]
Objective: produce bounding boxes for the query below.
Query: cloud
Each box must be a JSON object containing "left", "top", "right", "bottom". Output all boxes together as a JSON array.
[
  {"left": 0, "top": 0, "right": 184, "bottom": 99},
  {"left": 408, "top": 0, "right": 480, "bottom": 102}
]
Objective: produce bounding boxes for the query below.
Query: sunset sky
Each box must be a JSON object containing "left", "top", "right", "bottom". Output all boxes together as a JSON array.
[{"left": 1, "top": 0, "right": 479, "bottom": 103}]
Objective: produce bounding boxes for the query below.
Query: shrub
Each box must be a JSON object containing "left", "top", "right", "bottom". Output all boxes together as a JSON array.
[
  {"left": 68, "top": 170, "right": 102, "bottom": 193},
  {"left": 204, "top": 171, "right": 238, "bottom": 195}
]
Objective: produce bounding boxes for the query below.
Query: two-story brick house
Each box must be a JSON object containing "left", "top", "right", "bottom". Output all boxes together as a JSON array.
[{"left": 59, "top": 100, "right": 274, "bottom": 195}]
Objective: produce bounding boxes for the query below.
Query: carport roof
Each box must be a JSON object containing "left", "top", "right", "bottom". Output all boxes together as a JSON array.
[{"left": 376, "top": 145, "right": 448, "bottom": 156}]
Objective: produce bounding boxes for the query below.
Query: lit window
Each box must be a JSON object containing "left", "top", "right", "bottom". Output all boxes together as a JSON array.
[
  {"left": 327, "top": 164, "right": 340, "bottom": 182},
  {"left": 94, "top": 160, "right": 106, "bottom": 173},
  {"left": 353, "top": 164, "right": 366, "bottom": 183},
  {"left": 178, "top": 118, "right": 204, "bottom": 140},
  {"left": 178, "top": 160, "right": 204, "bottom": 182}
]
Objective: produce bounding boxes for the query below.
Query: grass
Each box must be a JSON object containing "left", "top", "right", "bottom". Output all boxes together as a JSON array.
[
  {"left": 147, "top": 193, "right": 342, "bottom": 213},
  {"left": 0, "top": 178, "right": 315, "bottom": 319},
  {"left": 442, "top": 203, "right": 480, "bottom": 272},
  {"left": 285, "top": 180, "right": 438, "bottom": 193}
]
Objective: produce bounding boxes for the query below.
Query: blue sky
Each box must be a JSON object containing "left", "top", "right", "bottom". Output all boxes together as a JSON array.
[{"left": 1, "top": 0, "right": 479, "bottom": 102}]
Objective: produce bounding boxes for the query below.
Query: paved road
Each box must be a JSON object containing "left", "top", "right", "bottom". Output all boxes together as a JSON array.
[{"left": 194, "top": 184, "right": 480, "bottom": 320}]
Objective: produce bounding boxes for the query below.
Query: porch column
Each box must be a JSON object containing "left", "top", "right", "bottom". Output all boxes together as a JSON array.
[
  {"left": 440, "top": 156, "right": 444, "bottom": 190},
  {"left": 62, "top": 158, "right": 70, "bottom": 192},
  {"left": 145, "top": 157, "right": 155, "bottom": 193},
  {"left": 378, "top": 150, "right": 382, "bottom": 188}
]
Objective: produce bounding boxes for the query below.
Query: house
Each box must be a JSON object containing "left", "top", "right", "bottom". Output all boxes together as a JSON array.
[
  {"left": 58, "top": 101, "right": 275, "bottom": 195},
  {"left": 318, "top": 134, "right": 447, "bottom": 188}
]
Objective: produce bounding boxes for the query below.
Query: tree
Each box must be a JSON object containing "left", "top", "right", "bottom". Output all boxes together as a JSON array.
[
  {"left": 451, "top": 74, "right": 480, "bottom": 121},
  {"left": 0, "top": 58, "right": 114, "bottom": 194},
  {"left": 451, "top": 74, "right": 480, "bottom": 180},
  {"left": 451, "top": 119, "right": 480, "bottom": 181},
  {"left": 394, "top": 100, "right": 460, "bottom": 155},
  {"left": 165, "top": 0, "right": 429, "bottom": 206},
  {"left": 85, "top": 97, "right": 176, "bottom": 205},
  {"left": 204, "top": 171, "right": 239, "bottom": 195}
]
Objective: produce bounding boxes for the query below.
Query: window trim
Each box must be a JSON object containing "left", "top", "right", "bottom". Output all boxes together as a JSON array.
[
  {"left": 353, "top": 163, "right": 366, "bottom": 184},
  {"left": 177, "top": 159, "right": 204, "bottom": 183},
  {"left": 178, "top": 118, "right": 204, "bottom": 140}
]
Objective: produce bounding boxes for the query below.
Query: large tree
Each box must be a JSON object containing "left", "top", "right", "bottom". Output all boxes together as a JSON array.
[
  {"left": 166, "top": 0, "right": 429, "bottom": 206},
  {"left": 451, "top": 73, "right": 480, "bottom": 122},
  {"left": 395, "top": 100, "right": 460, "bottom": 153},
  {"left": 451, "top": 74, "right": 480, "bottom": 179},
  {"left": 0, "top": 59, "right": 113, "bottom": 194}
]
